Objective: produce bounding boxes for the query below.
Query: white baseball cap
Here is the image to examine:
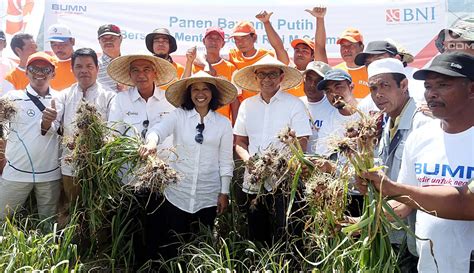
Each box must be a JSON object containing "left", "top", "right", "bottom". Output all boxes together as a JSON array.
[
  {"left": 367, "top": 58, "right": 405, "bottom": 78},
  {"left": 47, "top": 24, "right": 73, "bottom": 42}
]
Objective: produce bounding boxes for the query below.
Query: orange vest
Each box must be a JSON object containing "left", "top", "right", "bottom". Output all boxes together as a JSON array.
[
  {"left": 161, "top": 61, "right": 184, "bottom": 91},
  {"left": 5, "top": 67, "right": 28, "bottom": 90},
  {"left": 50, "top": 59, "right": 76, "bottom": 91},
  {"left": 286, "top": 82, "right": 306, "bottom": 97},
  {"left": 334, "top": 62, "right": 370, "bottom": 99}
]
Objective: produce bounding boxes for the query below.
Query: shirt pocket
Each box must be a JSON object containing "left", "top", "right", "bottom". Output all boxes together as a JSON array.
[{"left": 122, "top": 116, "right": 144, "bottom": 135}]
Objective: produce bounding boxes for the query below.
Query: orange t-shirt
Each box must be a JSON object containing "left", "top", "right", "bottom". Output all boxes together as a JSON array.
[
  {"left": 4, "top": 67, "right": 28, "bottom": 90},
  {"left": 192, "top": 59, "right": 237, "bottom": 121},
  {"left": 334, "top": 62, "right": 369, "bottom": 99},
  {"left": 228, "top": 48, "right": 275, "bottom": 102},
  {"left": 50, "top": 59, "right": 76, "bottom": 91},
  {"left": 161, "top": 61, "right": 184, "bottom": 91},
  {"left": 286, "top": 82, "right": 306, "bottom": 97}
]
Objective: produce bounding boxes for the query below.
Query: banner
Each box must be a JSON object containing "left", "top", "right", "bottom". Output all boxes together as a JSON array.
[{"left": 43, "top": 0, "right": 447, "bottom": 67}]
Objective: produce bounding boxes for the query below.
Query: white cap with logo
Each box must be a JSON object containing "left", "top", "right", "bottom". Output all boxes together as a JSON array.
[
  {"left": 47, "top": 24, "right": 73, "bottom": 42},
  {"left": 367, "top": 58, "right": 406, "bottom": 79}
]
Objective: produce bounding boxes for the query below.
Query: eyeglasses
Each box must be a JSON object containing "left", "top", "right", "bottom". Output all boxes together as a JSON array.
[
  {"left": 195, "top": 123, "right": 205, "bottom": 144},
  {"left": 141, "top": 120, "right": 149, "bottom": 139},
  {"left": 27, "top": 65, "right": 54, "bottom": 75},
  {"left": 255, "top": 71, "right": 281, "bottom": 80}
]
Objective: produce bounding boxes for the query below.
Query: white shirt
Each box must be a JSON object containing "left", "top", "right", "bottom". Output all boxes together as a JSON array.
[
  {"left": 314, "top": 107, "right": 359, "bottom": 157},
  {"left": 2, "top": 86, "right": 61, "bottom": 182},
  {"left": 147, "top": 108, "right": 234, "bottom": 213},
  {"left": 108, "top": 86, "right": 175, "bottom": 184},
  {"left": 233, "top": 90, "right": 312, "bottom": 193},
  {"left": 55, "top": 82, "right": 115, "bottom": 176},
  {"left": 300, "top": 95, "right": 333, "bottom": 154},
  {"left": 398, "top": 120, "right": 474, "bottom": 273},
  {"left": 108, "top": 86, "right": 174, "bottom": 149}
]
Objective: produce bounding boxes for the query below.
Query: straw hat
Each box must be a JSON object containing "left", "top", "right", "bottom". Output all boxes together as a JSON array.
[
  {"left": 107, "top": 54, "right": 177, "bottom": 86},
  {"left": 232, "top": 55, "right": 302, "bottom": 92},
  {"left": 165, "top": 71, "right": 238, "bottom": 108}
]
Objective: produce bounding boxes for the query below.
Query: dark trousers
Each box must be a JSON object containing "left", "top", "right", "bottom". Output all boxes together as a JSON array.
[
  {"left": 159, "top": 199, "right": 217, "bottom": 260},
  {"left": 133, "top": 191, "right": 165, "bottom": 266},
  {"left": 245, "top": 190, "right": 304, "bottom": 247}
]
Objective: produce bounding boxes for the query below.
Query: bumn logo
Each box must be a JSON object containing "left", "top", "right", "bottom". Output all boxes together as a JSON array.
[{"left": 51, "top": 4, "right": 87, "bottom": 15}]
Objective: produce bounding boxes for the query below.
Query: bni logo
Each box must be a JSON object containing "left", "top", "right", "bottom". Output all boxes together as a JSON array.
[
  {"left": 386, "top": 7, "right": 436, "bottom": 24},
  {"left": 386, "top": 9, "right": 400, "bottom": 22}
]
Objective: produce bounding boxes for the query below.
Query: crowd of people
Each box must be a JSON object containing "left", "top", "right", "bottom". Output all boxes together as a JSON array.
[{"left": 0, "top": 6, "right": 473, "bottom": 272}]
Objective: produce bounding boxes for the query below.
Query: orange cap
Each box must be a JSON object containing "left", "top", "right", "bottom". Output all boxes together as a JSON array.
[
  {"left": 291, "top": 38, "right": 315, "bottom": 50},
  {"left": 26, "top": 52, "right": 56, "bottom": 67},
  {"left": 230, "top": 21, "right": 256, "bottom": 38},
  {"left": 336, "top": 28, "right": 363, "bottom": 44}
]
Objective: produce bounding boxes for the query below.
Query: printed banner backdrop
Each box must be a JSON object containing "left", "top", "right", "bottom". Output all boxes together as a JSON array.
[
  {"left": 43, "top": 0, "right": 447, "bottom": 68},
  {"left": 0, "top": 0, "right": 45, "bottom": 61}
]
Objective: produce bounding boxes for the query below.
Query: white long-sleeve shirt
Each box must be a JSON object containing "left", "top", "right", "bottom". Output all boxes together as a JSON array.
[
  {"left": 147, "top": 108, "right": 234, "bottom": 213},
  {"left": 2, "top": 86, "right": 61, "bottom": 182},
  {"left": 55, "top": 82, "right": 115, "bottom": 176}
]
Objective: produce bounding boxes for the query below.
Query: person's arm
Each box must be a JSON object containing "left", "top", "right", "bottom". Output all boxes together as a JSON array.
[
  {"left": 217, "top": 120, "right": 234, "bottom": 215},
  {"left": 183, "top": 46, "right": 197, "bottom": 79},
  {"left": 138, "top": 109, "right": 178, "bottom": 158},
  {"left": 358, "top": 171, "right": 474, "bottom": 220},
  {"left": 255, "top": 11, "right": 290, "bottom": 65},
  {"left": 229, "top": 98, "right": 240, "bottom": 126},
  {"left": 305, "top": 6, "right": 328, "bottom": 63},
  {"left": 386, "top": 200, "right": 413, "bottom": 220},
  {"left": 297, "top": 136, "right": 308, "bottom": 153},
  {"left": 234, "top": 135, "right": 250, "bottom": 162}
]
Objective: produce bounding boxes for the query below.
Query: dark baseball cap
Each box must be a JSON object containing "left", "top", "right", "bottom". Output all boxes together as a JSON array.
[
  {"left": 145, "top": 28, "right": 177, "bottom": 55},
  {"left": 0, "top": 31, "right": 5, "bottom": 41},
  {"left": 354, "top": 41, "right": 399, "bottom": 66},
  {"left": 98, "top": 24, "right": 121, "bottom": 38},
  {"left": 317, "top": 69, "right": 352, "bottom": 91},
  {"left": 413, "top": 52, "right": 474, "bottom": 81}
]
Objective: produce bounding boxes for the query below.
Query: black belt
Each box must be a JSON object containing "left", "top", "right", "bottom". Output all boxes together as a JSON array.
[{"left": 7, "top": 160, "right": 60, "bottom": 174}]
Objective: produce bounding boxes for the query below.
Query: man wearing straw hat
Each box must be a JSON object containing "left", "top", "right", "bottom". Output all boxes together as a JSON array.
[
  {"left": 107, "top": 54, "right": 176, "bottom": 142},
  {"left": 107, "top": 53, "right": 176, "bottom": 264},
  {"left": 233, "top": 55, "right": 311, "bottom": 245},
  {"left": 54, "top": 48, "right": 116, "bottom": 225}
]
